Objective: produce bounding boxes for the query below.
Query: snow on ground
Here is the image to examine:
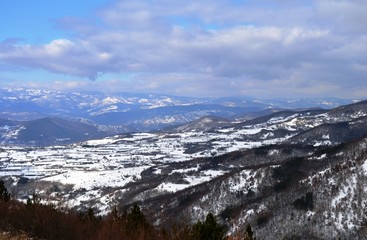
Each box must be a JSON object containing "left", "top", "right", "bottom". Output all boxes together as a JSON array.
[
  {"left": 362, "top": 159, "right": 367, "bottom": 174},
  {"left": 0, "top": 113, "right": 319, "bottom": 213},
  {"left": 84, "top": 136, "right": 121, "bottom": 146},
  {"left": 0, "top": 119, "right": 296, "bottom": 191},
  {"left": 156, "top": 170, "right": 227, "bottom": 193},
  {"left": 172, "top": 166, "right": 200, "bottom": 174},
  {"left": 329, "top": 173, "right": 360, "bottom": 232},
  {"left": 314, "top": 140, "right": 332, "bottom": 147},
  {"left": 156, "top": 183, "right": 189, "bottom": 193},
  {"left": 42, "top": 166, "right": 149, "bottom": 190},
  {"left": 236, "top": 128, "right": 263, "bottom": 135}
]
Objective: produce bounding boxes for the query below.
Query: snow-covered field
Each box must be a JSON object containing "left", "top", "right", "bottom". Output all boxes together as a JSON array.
[
  {"left": 1, "top": 108, "right": 364, "bottom": 214},
  {"left": 0, "top": 125, "right": 289, "bottom": 188}
]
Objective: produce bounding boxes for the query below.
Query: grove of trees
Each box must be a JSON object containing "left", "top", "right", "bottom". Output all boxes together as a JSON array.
[{"left": 0, "top": 180, "right": 255, "bottom": 240}]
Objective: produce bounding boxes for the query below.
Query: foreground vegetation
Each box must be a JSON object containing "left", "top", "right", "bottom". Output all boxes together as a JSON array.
[{"left": 0, "top": 181, "right": 254, "bottom": 240}]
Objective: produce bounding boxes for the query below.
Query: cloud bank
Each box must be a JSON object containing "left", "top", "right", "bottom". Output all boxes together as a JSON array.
[{"left": 0, "top": 0, "right": 367, "bottom": 98}]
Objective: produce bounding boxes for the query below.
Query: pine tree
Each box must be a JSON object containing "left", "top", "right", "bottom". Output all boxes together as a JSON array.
[
  {"left": 87, "top": 207, "right": 96, "bottom": 220},
  {"left": 126, "top": 204, "right": 150, "bottom": 239},
  {"left": 0, "top": 180, "right": 10, "bottom": 202},
  {"left": 191, "top": 212, "right": 227, "bottom": 240},
  {"left": 243, "top": 224, "right": 255, "bottom": 240}
]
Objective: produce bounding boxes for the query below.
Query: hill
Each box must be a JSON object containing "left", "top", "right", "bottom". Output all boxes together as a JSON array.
[
  {"left": 0, "top": 117, "right": 110, "bottom": 146},
  {"left": 1, "top": 99, "right": 367, "bottom": 238}
]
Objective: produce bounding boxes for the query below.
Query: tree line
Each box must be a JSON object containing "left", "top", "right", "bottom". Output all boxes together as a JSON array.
[{"left": 0, "top": 180, "right": 255, "bottom": 240}]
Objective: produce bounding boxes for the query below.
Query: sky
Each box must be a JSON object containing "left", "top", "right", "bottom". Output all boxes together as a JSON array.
[{"left": 0, "top": 0, "right": 367, "bottom": 99}]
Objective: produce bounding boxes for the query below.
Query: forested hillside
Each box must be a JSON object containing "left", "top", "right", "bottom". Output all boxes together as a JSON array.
[{"left": 0, "top": 184, "right": 252, "bottom": 240}]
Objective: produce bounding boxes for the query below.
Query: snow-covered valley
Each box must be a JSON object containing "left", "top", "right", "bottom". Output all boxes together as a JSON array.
[{"left": 2, "top": 99, "right": 367, "bottom": 238}]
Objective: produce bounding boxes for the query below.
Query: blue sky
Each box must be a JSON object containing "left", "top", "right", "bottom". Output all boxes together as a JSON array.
[
  {"left": 0, "top": 1, "right": 107, "bottom": 43},
  {"left": 1, "top": 0, "right": 367, "bottom": 98}
]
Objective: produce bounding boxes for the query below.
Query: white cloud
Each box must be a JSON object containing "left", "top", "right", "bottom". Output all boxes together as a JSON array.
[
  {"left": 0, "top": 0, "right": 367, "bottom": 98},
  {"left": 314, "top": 0, "right": 367, "bottom": 33},
  {"left": 44, "top": 39, "right": 74, "bottom": 56}
]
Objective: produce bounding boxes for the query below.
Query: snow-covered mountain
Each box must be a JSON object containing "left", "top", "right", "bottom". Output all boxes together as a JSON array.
[
  {"left": 0, "top": 88, "right": 355, "bottom": 136},
  {"left": 2, "top": 99, "right": 367, "bottom": 238}
]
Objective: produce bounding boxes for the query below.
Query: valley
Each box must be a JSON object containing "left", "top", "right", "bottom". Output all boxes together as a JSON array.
[{"left": 2, "top": 98, "right": 367, "bottom": 238}]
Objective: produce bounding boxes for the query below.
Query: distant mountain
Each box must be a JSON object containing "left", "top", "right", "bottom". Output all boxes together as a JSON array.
[
  {"left": 235, "top": 108, "right": 284, "bottom": 121},
  {"left": 163, "top": 116, "right": 231, "bottom": 133},
  {"left": 89, "top": 104, "right": 249, "bottom": 130},
  {"left": 235, "top": 108, "right": 327, "bottom": 127},
  {"left": 0, "top": 88, "right": 357, "bottom": 135},
  {"left": 0, "top": 117, "right": 110, "bottom": 146}
]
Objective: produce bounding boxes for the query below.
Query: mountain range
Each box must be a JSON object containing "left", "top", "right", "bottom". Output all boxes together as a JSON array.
[
  {"left": 0, "top": 88, "right": 357, "bottom": 146},
  {"left": 2, "top": 96, "right": 367, "bottom": 238}
]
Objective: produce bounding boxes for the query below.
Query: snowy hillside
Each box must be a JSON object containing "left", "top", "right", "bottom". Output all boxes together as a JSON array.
[{"left": 1, "top": 99, "right": 367, "bottom": 238}]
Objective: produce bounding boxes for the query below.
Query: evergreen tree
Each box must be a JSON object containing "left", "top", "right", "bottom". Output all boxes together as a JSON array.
[
  {"left": 191, "top": 212, "right": 227, "bottom": 240},
  {"left": 126, "top": 204, "right": 150, "bottom": 239},
  {"left": 191, "top": 220, "right": 204, "bottom": 240},
  {"left": 0, "top": 180, "right": 10, "bottom": 202},
  {"left": 87, "top": 207, "right": 96, "bottom": 221},
  {"left": 243, "top": 224, "right": 255, "bottom": 240}
]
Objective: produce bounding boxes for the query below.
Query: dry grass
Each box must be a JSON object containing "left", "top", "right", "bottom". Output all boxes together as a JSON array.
[{"left": 0, "top": 231, "right": 32, "bottom": 240}]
